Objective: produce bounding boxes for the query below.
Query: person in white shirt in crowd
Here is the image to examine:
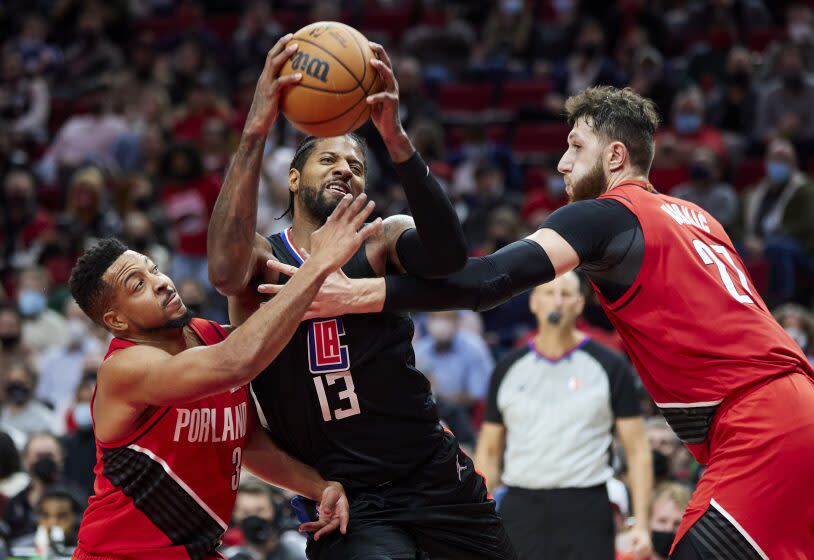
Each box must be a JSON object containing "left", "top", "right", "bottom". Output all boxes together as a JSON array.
[
  {"left": 16, "top": 266, "right": 68, "bottom": 354},
  {"left": 1, "top": 360, "right": 54, "bottom": 437}
]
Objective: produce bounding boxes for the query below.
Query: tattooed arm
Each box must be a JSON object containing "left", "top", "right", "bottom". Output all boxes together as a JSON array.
[{"left": 208, "top": 34, "right": 301, "bottom": 296}]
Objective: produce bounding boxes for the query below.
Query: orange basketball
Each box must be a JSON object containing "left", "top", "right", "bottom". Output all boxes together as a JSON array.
[{"left": 280, "top": 22, "right": 384, "bottom": 137}]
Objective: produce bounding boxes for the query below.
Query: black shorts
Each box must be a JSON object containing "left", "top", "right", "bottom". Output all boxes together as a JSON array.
[
  {"left": 499, "top": 485, "right": 614, "bottom": 560},
  {"left": 306, "top": 431, "right": 517, "bottom": 560}
]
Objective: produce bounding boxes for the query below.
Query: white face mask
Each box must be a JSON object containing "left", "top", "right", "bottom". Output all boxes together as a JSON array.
[
  {"left": 786, "top": 326, "right": 809, "bottom": 351},
  {"left": 427, "top": 319, "right": 457, "bottom": 345},
  {"left": 67, "top": 318, "right": 87, "bottom": 345},
  {"left": 73, "top": 402, "right": 93, "bottom": 429}
]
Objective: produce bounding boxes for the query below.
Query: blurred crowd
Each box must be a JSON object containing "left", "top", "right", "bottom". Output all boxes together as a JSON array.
[{"left": 1, "top": 0, "right": 813, "bottom": 558}]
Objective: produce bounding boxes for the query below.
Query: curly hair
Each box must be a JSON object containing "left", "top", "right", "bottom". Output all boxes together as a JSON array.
[
  {"left": 69, "top": 238, "right": 128, "bottom": 326},
  {"left": 565, "top": 86, "right": 661, "bottom": 174}
]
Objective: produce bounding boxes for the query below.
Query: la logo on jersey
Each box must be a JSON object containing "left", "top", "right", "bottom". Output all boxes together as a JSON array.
[{"left": 308, "top": 318, "right": 350, "bottom": 374}]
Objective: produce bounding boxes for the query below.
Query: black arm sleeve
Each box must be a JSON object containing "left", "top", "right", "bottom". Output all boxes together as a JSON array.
[
  {"left": 392, "top": 152, "right": 468, "bottom": 277},
  {"left": 383, "top": 238, "right": 554, "bottom": 313}
]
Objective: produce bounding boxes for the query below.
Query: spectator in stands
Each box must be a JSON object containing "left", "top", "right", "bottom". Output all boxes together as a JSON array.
[
  {"left": 60, "top": 8, "right": 124, "bottom": 96},
  {"left": 786, "top": 4, "right": 814, "bottom": 71},
  {"left": 461, "top": 160, "right": 516, "bottom": 246},
  {"left": 159, "top": 142, "right": 221, "bottom": 288},
  {"left": 414, "top": 311, "right": 494, "bottom": 447},
  {"left": 171, "top": 74, "right": 233, "bottom": 144},
  {"left": 471, "top": 0, "right": 539, "bottom": 75},
  {"left": 0, "top": 431, "right": 28, "bottom": 513},
  {"left": 476, "top": 273, "right": 652, "bottom": 560},
  {"left": 231, "top": 0, "right": 284, "bottom": 76},
  {"left": 741, "top": 138, "right": 814, "bottom": 304},
  {"left": 0, "top": 49, "right": 50, "bottom": 142},
  {"left": 61, "top": 374, "right": 96, "bottom": 499},
  {"left": 200, "top": 117, "right": 233, "bottom": 174},
  {"left": 754, "top": 42, "right": 814, "bottom": 150},
  {"left": 122, "top": 210, "right": 171, "bottom": 274},
  {"left": 0, "top": 303, "right": 32, "bottom": 371},
  {"left": 1, "top": 360, "right": 54, "bottom": 437},
  {"left": 772, "top": 303, "right": 814, "bottom": 363},
  {"left": 4, "top": 432, "right": 66, "bottom": 539},
  {"left": 9, "top": 485, "right": 82, "bottom": 555},
  {"left": 627, "top": 47, "right": 675, "bottom": 122},
  {"left": 16, "top": 266, "right": 67, "bottom": 353},
  {"left": 618, "top": 482, "right": 692, "bottom": 560},
  {"left": 672, "top": 147, "right": 739, "bottom": 231},
  {"left": 554, "top": 20, "right": 624, "bottom": 99},
  {"left": 177, "top": 276, "right": 219, "bottom": 321},
  {"left": 36, "top": 300, "right": 102, "bottom": 412},
  {"left": 223, "top": 479, "right": 306, "bottom": 560},
  {"left": 167, "top": 39, "right": 207, "bottom": 105},
  {"left": 656, "top": 86, "right": 726, "bottom": 167},
  {"left": 706, "top": 46, "right": 759, "bottom": 143},
  {"left": 395, "top": 57, "right": 438, "bottom": 131},
  {"left": 13, "top": 13, "right": 63, "bottom": 77},
  {"left": 61, "top": 165, "right": 122, "bottom": 250},
  {"left": 1, "top": 167, "right": 55, "bottom": 273}
]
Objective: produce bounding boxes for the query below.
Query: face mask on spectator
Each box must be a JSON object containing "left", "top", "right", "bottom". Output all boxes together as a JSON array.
[
  {"left": 726, "top": 70, "right": 751, "bottom": 88},
  {"left": 785, "top": 327, "right": 809, "bottom": 351},
  {"left": 240, "top": 515, "right": 279, "bottom": 545},
  {"left": 5, "top": 381, "right": 32, "bottom": 405},
  {"left": 782, "top": 70, "right": 804, "bottom": 90},
  {"left": 31, "top": 456, "right": 60, "bottom": 484},
  {"left": 73, "top": 402, "right": 93, "bottom": 430},
  {"left": 767, "top": 160, "right": 791, "bottom": 184},
  {"left": 0, "top": 332, "right": 21, "bottom": 349},
  {"left": 689, "top": 162, "right": 712, "bottom": 182},
  {"left": 674, "top": 113, "right": 701, "bottom": 135},
  {"left": 427, "top": 318, "right": 456, "bottom": 345},
  {"left": 651, "top": 530, "right": 676, "bottom": 557},
  {"left": 18, "top": 290, "right": 47, "bottom": 317}
]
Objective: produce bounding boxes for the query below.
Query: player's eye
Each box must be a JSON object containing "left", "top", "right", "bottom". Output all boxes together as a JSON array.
[
  {"left": 351, "top": 164, "right": 363, "bottom": 175},
  {"left": 320, "top": 157, "right": 333, "bottom": 164},
  {"left": 152, "top": 265, "right": 159, "bottom": 274}
]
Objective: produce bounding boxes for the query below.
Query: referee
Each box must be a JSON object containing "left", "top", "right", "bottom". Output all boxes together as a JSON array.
[{"left": 475, "top": 272, "right": 653, "bottom": 559}]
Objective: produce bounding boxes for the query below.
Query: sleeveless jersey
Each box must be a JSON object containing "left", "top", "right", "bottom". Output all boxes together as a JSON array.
[
  {"left": 593, "top": 182, "right": 813, "bottom": 463},
  {"left": 75, "top": 319, "right": 253, "bottom": 560},
  {"left": 250, "top": 228, "right": 445, "bottom": 490}
]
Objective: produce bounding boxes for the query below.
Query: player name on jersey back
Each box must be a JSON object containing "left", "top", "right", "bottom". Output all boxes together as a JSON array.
[
  {"left": 172, "top": 402, "right": 248, "bottom": 443},
  {"left": 660, "top": 202, "right": 711, "bottom": 233}
]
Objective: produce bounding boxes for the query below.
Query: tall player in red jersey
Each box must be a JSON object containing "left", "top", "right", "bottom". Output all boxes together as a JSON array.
[
  {"left": 67, "top": 193, "right": 381, "bottom": 559},
  {"left": 264, "top": 87, "right": 814, "bottom": 559}
]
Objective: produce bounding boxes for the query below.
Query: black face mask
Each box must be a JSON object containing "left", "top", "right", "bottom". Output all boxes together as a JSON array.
[
  {"left": 31, "top": 456, "right": 60, "bottom": 484},
  {"left": 651, "top": 530, "right": 676, "bottom": 557},
  {"left": 689, "top": 162, "right": 712, "bottom": 182},
  {"left": 783, "top": 72, "right": 804, "bottom": 90},
  {"left": 579, "top": 43, "right": 600, "bottom": 59},
  {"left": 0, "top": 333, "right": 21, "bottom": 349},
  {"left": 240, "top": 515, "right": 279, "bottom": 545},
  {"left": 726, "top": 70, "right": 751, "bottom": 88},
  {"left": 5, "top": 382, "right": 31, "bottom": 405}
]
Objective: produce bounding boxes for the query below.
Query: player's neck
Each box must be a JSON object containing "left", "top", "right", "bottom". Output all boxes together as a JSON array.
[
  {"left": 533, "top": 327, "right": 584, "bottom": 359},
  {"left": 289, "top": 213, "right": 323, "bottom": 255},
  {"left": 605, "top": 168, "right": 649, "bottom": 192}
]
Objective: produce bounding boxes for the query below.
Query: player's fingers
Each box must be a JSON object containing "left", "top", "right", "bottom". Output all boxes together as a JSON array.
[
  {"left": 257, "top": 283, "right": 284, "bottom": 294},
  {"left": 369, "top": 42, "right": 393, "bottom": 69},
  {"left": 298, "top": 520, "right": 326, "bottom": 533},
  {"left": 350, "top": 198, "right": 374, "bottom": 230},
  {"left": 272, "top": 72, "right": 302, "bottom": 94},
  {"left": 370, "top": 58, "right": 397, "bottom": 92},
  {"left": 313, "top": 518, "right": 340, "bottom": 541},
  {"left": 264, "top": 34, "right": 294, "bottom": 71},
  {"left": 269, "top": 42, "right": 299, "bottom": 75},
  {"left": 265, "top": 259, "right": 299, "bottom": 276},
  {"left": 337, "top": 500, "right": 349, "bottom": 534},
  {"left": 366, "top": 91, "right": 398, "bottom": 105},
  {"left": 328, "top": 193, "right": 352, "bottom": 222},
  {"left": 358, "top": 217, "right": 383, "bottom": 242}
]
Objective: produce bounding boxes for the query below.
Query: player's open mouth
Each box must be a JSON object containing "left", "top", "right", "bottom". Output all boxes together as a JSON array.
[{"left": 326, "top": 182, "right": 351, "bottom": 195}]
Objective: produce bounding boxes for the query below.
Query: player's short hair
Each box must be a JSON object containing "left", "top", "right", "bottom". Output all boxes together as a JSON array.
[
  {"left": 279, "top": 133, "right": 368, "bottom": 219},
  {"left": 69, "top": 238, "right": 129, "bottom": 326},
  {"left": 565, "top": 86, "right": 660, "bottom": 174}
]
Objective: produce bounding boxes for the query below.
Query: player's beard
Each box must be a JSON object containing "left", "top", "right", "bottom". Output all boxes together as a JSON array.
[
  {"left": 568, "top": 161, "right": 608, "bottom": 202},
  {"left": 299, "top": 182, "right": 341, "bottom": 225},
  {"left": 144, "top": 309, "right": 193, "bottom": 332}
]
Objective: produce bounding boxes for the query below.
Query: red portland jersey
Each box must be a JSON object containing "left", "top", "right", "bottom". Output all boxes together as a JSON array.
[
  {"left": 594, "top": 182, "right": 813, "bottom": 463},
  {"left": 75, "top": 319, "right": 253, "bottom": 560}
]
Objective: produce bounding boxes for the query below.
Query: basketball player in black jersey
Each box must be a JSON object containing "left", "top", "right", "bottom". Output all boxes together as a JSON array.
[{"left": 208, "top": 35, "right": 516, "bottom": 560}]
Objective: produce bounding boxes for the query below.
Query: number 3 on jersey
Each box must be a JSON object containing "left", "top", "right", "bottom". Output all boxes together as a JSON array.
[
  {"left": 308, "top": 318, "right": 361, "bottom": 422},
  {"left": 693, "top": 239, "right": 754, "bottom": 304}
]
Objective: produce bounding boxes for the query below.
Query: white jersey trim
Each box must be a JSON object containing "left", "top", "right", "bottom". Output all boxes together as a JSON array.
[
  {"left": 710, "top": 498, "right": 769, "bottom": 560},
  {"left": 654, "top": 399, "right": 723, "bottom": 408},
  {"left": 250, "top": 385, "right": 270, "bottom": 429},
  {"left": 128, "top": 443, "right": 228, "bottom": 530}
]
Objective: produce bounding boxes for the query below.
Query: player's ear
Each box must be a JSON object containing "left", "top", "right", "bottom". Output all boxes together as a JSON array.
[
  {"left": 103, "top": 308, "right": 128, "bottom": 334},
  {"left": 607, "top": 141, "right": 627, "bottom": 172},
  {"left": 289, "top": 168, "right": 300, "bottom": 194}
]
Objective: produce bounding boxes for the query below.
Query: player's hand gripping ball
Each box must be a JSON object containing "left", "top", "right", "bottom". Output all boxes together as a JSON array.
[{"left": 280, "top": 21, "right": 384, "bottom": 136}]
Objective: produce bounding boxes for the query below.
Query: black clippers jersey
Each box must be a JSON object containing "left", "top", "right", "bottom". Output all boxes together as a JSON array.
[{"left": 251, "top": 228, "right": 445, "bottom": 489}]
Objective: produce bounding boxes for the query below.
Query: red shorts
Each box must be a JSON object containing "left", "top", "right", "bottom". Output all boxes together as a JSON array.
[{"left": 674, "top": 372, "right": 814, "bottom": 558}]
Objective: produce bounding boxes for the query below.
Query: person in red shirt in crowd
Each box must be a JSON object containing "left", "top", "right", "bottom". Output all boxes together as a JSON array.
[{"left": 655, "top": 86, "right": 726, "bottom": 168}]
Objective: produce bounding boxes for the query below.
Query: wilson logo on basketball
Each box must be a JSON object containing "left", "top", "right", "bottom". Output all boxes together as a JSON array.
[{"left": 290, "top": 52, "right": 330, "bottom": 83}]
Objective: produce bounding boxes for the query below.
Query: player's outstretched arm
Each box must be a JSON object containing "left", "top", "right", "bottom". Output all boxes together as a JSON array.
[
  {"left": 103, "top": 195, "right": 382, "bottom": 407},
  {"left": 365, "top": 42, "right": 468, "bottom": 277},
  {"left": 242, "top": 424, "right": 348, "bottom": 540},
  {"left": 260, "top": 228, "right": 578, "bottom": 317},
  {"left": 208, "top": 34, "right": 300, "bottom": 296}
]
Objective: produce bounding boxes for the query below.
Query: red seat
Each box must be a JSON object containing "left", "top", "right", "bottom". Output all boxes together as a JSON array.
[
  {"left": 748, "top": 27, "right": 786, "bottom": 52},
  {"left": 446, "top": 124, "right": 508, "bottom": 149},
  {"left": 524, "top": 166, "right": 549, "bottom": 191},
  {"left": 734, "top": 158, "right": 765, "bottom": 190},
  {"left": 512, "top": 123, "right": 570, "bottom": 154},
  {"left": 359, "top": 8, "right": 411, "bottom": 39},
  {"left": 437, "top": 82, "right": 496, "bottom": 112},
  {"left": 499, "top": 79, "right": 551, "bottom": 110},
  {"left": 649, "top": 165, "right": 690, "bottom": 192}
]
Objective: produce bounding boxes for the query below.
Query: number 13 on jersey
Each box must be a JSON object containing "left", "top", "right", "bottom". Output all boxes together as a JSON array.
[{"left": 308, "top": 318, "right": 361, "bottom": 422}]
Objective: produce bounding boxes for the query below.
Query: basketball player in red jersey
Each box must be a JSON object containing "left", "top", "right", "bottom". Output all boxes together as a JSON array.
[
  {"left": 265, "top": 86, "right": 814, "bottom": 559},
  {"left": 67, "top": 194, "right": 381, "bottom": 560}
]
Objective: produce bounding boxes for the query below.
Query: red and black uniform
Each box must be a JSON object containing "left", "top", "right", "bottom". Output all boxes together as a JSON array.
[
  {"left": 545, "top": 182, "right": 814, "bottom": 559},
  {"left": 74, "top": 319, "right": 254, "bottom": 560}
]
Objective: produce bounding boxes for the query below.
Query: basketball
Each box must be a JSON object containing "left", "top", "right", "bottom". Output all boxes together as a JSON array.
[{"left": 279, "top": 21, "right": 384, "bottom": 137}]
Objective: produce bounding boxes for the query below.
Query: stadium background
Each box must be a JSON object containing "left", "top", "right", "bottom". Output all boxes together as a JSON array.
[{"left": 0, "top": 0, "right": 813, "bottom": 557}]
